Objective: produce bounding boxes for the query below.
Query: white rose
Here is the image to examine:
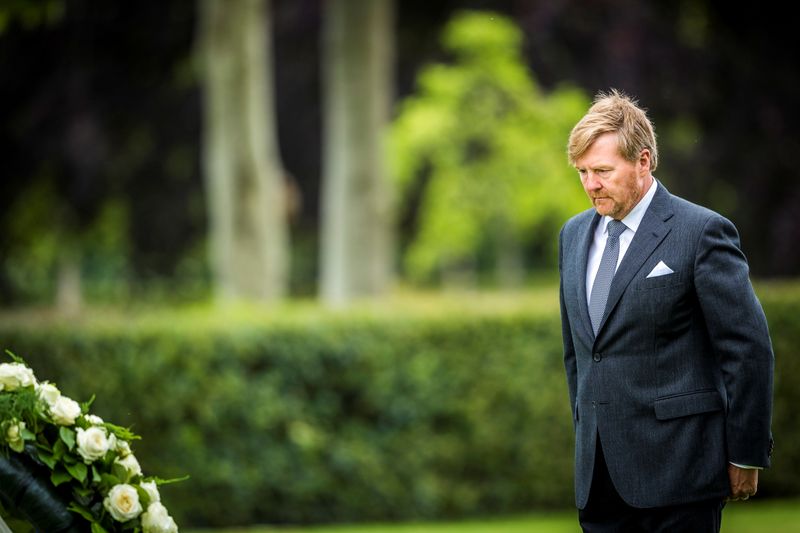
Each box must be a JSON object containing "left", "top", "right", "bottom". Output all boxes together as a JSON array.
[
  {"left": 141, "top": 502, "right": 178, "bottom": 533},
  {"left": 108, "top": 433, "right": 118, "bottom": 451},
  {"left": 114, "top": 453, "right": 142, "bottom": 481},
  {"left": 140, "top": 480, "right": 161, "bottom": 503},
  {"left": 115, "top": 439, "right": 131, "bottom": 457},
  {"left": 103, "top": 484, "right": 143, "bottom": 522},
  {"left": 76, "top": 426, "right": 110, "bottom": 463},
  {"left": 50, "top": 395, "right": 81, "bottom": 426},
  {"left": 5, "top": 420, "right": 26, "bottom": 452},
  {"left": 84, "top": 414, "right": 104, "bottom": 425},
  {"left": 0, "top": 363, "right": 36, "bottom": 391},
  {"left": 36, "top": 382, "right": 61, "bottom": 408}
]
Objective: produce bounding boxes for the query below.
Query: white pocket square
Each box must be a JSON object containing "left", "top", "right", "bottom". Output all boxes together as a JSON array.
[{"left": 646, "top": 261, "right": 674, "bottom": 278}]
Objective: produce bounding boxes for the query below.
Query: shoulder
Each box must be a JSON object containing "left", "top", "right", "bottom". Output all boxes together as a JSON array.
[
  {"left": 560, "top": 207, "right": 596, "bottom": 238},
  {"left": 667, "top": 190, "right": 737, "bottom": 232},
  {"left": 665, "top": 190, "right": 742, "bottom": 251},
  {"left": 668, "top": 192, "right": 716, "bottom": 221}
]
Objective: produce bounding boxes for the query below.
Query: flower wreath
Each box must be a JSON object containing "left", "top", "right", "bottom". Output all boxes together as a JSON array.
[{"left": 0, "top": 351, "right": 182, "bottom": 533}]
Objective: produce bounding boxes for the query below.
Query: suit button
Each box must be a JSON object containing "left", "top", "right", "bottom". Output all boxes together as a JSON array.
[{"left": 593, "top": 352, "right": 602, "bottom": 362}]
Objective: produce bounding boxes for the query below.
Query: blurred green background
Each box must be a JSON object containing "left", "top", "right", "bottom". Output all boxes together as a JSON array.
[{"left": 1, "top": 0, "right": 798, "bottom": 530}]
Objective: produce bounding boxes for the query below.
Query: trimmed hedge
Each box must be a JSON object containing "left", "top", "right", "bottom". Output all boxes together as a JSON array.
[
  {"left": 0, "top": 285, "right": 798, "bottom": 527},
  {"left": 756, "top": 283, "right": 800, "bottom": 498}
]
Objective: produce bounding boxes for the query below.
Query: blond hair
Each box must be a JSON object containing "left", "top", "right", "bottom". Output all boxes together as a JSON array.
[{"left": 568, "top": 89, "right": 658, "bottom": 171}]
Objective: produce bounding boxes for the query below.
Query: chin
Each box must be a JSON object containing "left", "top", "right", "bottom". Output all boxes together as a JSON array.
[
  {"left": 593, "top": 199, "right": 611, "bottom": 212},
  {"left": 593, "top": 200, "right": 621, "bottom": 218}
]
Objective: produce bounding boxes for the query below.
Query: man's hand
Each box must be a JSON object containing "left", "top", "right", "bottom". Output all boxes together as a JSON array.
[{"left": 728, "top": 464, "right": 759, "bottom": 501}]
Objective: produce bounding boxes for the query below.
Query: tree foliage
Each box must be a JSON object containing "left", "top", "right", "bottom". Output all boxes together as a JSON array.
[
  {"left": 391, "top": 11, "right": 589, "bottom": 284},
  {"left": 4, "top": 179, "right": 129, "bottom": 305}
]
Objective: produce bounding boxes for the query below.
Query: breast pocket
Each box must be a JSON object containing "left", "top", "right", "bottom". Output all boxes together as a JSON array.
[
  {"left": 635, "top": 271, "right": 684, "bottom": 290},
  {"left": 633, "top": 270, "right": 692, "bottom": 333}
]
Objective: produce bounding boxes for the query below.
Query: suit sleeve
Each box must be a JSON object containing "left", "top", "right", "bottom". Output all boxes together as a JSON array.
[
  {"left": 559, "top": 226, "right": 578, "bottom": 426},
  {"left": 694, "top": 214, "right": 774, "bottom": 467}
]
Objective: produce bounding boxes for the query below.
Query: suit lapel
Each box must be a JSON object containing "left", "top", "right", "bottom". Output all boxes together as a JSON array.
[
  {"left": 576, "top": 212, "right": 601, "bottom": 341},
  {"left": 595, "top": 183, "right": 675, "bottom": 338}
]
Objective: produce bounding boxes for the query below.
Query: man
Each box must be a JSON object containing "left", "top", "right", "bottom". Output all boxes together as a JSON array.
[{"left": 558, "top": 89, "right": 774, "bottom": 532}]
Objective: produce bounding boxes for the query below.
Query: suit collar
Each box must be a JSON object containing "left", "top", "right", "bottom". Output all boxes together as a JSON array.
[
  {"left": 576, "top": 211, "right": 601, "bottom": 340},
  {"left": 639, "top": 178, "right": 674, "bottom": 225}
]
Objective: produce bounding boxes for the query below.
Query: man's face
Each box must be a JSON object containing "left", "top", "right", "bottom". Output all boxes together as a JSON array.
[{"left": 574, "top": 132, "right": 652, "bottom": 220}]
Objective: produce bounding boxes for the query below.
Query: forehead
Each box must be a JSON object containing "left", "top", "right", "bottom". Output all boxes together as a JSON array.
[{"left": 575, "top": 132, "right": 623, "bottom": 167}]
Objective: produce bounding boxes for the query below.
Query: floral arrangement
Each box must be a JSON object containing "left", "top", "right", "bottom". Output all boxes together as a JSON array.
[{"left": 0, "top": 351, "right": 181, "bottom": 533}]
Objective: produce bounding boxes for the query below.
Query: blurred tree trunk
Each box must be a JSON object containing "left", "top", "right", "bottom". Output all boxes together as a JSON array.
[
  {"left": 199, "top": 0, "right": 289, "bottom": 304},
  {"left": 56, "top": 250, "right": 82, "bottom": 316},
  {"left": 320, "top": 0, "right": 395, "bottom": 308}
]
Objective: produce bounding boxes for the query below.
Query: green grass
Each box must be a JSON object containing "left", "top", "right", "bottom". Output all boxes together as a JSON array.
[
  {"left": 722, "top": 499, "right": 800, "bottom": 532},
  {"left": 187, "top": 499, "right": 800, "bottom": 533}
]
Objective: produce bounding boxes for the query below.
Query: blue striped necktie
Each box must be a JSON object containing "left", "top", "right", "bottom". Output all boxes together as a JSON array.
[{"left": 589, "top": 219, "right": 626, "bottom": 335}]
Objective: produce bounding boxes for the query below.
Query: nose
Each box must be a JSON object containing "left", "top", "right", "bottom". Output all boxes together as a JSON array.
[{"left": 584, "top": 171, "right": 603, "bottom": 191}]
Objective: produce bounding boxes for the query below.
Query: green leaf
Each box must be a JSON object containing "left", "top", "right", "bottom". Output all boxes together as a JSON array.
[
  {"left": 151, "top": 474, "right": 190, "bottom": 485},
  {"left": 36, "top": 433, "right": 53, "bottom": 451},
  {"left": 0, "top": 517, "right": 35, "bottom": 533},
  {"left": 91, "top": 521, "right": 110, "bottom": 533},
  {"left": 99, "top": 473, "right": 122, "bottom": 490},
  {"left": 112, "top": 462, "right": 128, "bottom": 482},
  {"left": 20, "top": 427, "right": 36, "bottom": 440},
  {"left": 65, "top": 461, "right": 88, "bottom": 483},
  {"left": 4, "top": 349, "right": 24, "bottom": 364},
  {"left": 53, "top": 438, "right": 67, "bottom": 459},
  {"left": 67, "top": 502, "right": 95, "bottom": 522},
  {"left": 37, "top": 451, "right": 57, "bottom": 470},
  {"left": 51, "top": 468, "right": 72, "bottom": 487},
  {"left": 63, "top": 453, "right": 79, "bottom": 465},
  {"left": 135, "top": 484, "right": 150, "bottom": 507},
  {"left": 60, "top": 426, "right": 76, "bottom": 450},
  {"left": 73, "top": 485, "right": 94, "bottom": 500},
  {"left": 81, "top": 394, "right": 96, "bottom": 413},
  {"left": 105, "top": 422, "right": 140, "bottom": 442}
]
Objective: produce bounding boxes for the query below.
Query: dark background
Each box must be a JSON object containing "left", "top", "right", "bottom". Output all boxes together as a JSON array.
[{"left": 2, "top": 0, "right": 797, "bottom": 305}]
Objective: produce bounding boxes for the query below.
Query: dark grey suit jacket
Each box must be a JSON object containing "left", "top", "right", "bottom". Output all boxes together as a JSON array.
[{"left": 558, "top": 181, "right": 774, "bottom": 509}]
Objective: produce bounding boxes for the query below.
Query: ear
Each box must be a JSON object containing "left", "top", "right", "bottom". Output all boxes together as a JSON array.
[{"left": 638, "top": 148, "right": 651, "bottom": 175}]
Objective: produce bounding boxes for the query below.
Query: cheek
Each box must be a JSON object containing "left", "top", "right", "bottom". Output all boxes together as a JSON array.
[
  {"left": 609, "top": 182, "right": 632, "bottom": 201},
  {"left": 600, "top": 182, "right": 617, "bottom": 197}
]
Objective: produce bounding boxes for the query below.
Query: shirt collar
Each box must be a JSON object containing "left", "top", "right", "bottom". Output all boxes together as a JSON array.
[{"left": 602, "top": 177, "right": 658, "bottom": 235}]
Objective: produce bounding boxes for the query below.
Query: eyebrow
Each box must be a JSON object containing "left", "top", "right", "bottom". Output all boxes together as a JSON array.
[{"left": 576, "top": 164, "right": 613, "bottom": 170}]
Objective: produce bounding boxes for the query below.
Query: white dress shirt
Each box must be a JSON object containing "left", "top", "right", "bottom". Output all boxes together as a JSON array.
[{"left": 585, "top": 177, "right": 658, "bottom": 304}]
